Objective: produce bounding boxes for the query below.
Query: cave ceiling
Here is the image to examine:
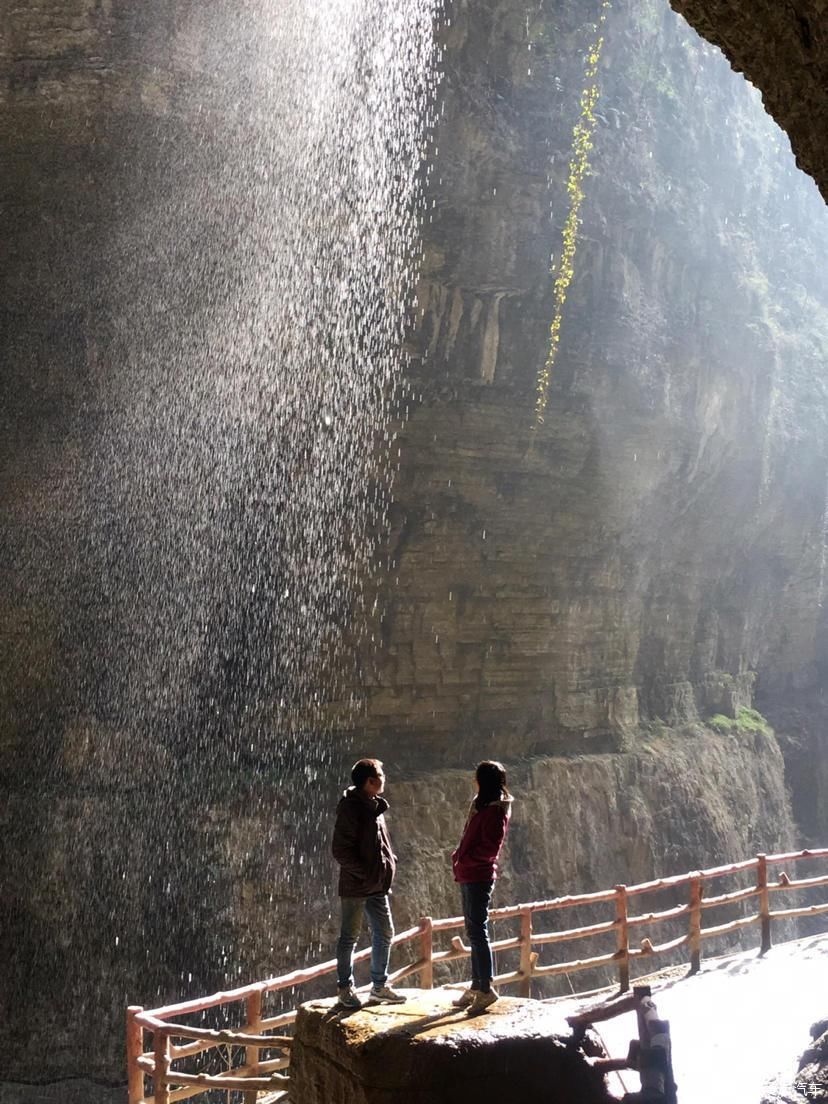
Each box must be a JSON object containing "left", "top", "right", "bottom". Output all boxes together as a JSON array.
[{"left": 669, "top": 0, "right": 828, "bottom": 203}]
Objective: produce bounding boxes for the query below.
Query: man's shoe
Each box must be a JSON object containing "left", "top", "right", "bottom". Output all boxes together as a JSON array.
[
  {"left": 466, "top": 988, "right": 498, "bottom": 1014},
  {"left": 337, "top": 985, "right": 362, "bottom": 1009},
  {"left": 369, "top": 984, "right": 406, "bottom": 1003},
  {"left": 451, "top": 987, "right": 479, "bottom": 1008}
]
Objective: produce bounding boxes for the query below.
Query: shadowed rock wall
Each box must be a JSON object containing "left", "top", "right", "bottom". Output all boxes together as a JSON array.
[{"left": 669, "top": 0, "right": 828, "bottom": 204}]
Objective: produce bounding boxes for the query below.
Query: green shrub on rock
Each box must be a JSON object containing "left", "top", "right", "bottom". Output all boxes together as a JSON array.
[{"left": 709, "top": 708, "right": 773, "bottom": 737}]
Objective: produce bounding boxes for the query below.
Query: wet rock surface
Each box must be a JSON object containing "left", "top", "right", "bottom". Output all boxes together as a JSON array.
[
  {"left": 289, "top": 988, "right": 611, "bottom": 1104},
  {"left": 0, "top": 1082, "right": 122, "bottom": 1104}
]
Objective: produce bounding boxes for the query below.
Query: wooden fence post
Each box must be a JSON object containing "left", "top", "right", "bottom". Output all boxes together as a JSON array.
[
  {"left": 614, "top": 885, "right": 630, "bottom": 992},
  {"left": 518, "top": 908, "right": 533, "bottom": 998},
  {"left": 153, "top": 1031, "right": 170, "bottom": 1104},
  {"left": 419, "top": 916, "right": 434, "bottom": 989},
  {"left": 757, "top": 853, "right": 771, "bottom": 954},
  {"left": 634, "top": 986, "right": 676, "bottom": 1104},
  {"left": 688, "top": 874, "right": 702, "bottom": 974},
  {"left": 126, "top": 1007, "right": 144, "bottom": 1104},
  {"left": 244, "top": 988, "right": 264, "bottom": 1104}
]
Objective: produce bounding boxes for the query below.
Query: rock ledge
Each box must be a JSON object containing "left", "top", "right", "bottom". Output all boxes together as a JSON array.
[{"left": 289, "top": 988, "right": 611, "bottom": 1103}]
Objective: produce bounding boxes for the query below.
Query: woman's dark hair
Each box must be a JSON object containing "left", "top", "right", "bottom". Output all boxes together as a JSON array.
[
  {"left": 474, "top": 760, "right": 509, "bottom": 811},
  {"left": 351, "top": 757, "right": 382, "bottom": 789}
]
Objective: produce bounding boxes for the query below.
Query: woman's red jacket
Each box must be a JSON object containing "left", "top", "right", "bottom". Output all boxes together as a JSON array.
[{"left": 451, "top": 800, "right": 511, "bottom": 884}]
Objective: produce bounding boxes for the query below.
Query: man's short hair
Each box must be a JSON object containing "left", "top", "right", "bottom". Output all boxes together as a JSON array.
[{"left": 351, "top": 757, "right": 382, "bottom": 789}]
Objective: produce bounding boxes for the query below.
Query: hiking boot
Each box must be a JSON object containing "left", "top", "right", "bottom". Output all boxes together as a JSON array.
[
  {"left": 466, "top": 988, "right": 498, "bottom": 1014},
  {"left": 451, "top": 987, "right": 480, "bottom": 1008},
  {"left": 369, "top": 984, "right": 406, "bottom": 1003},
  {"left": 337, "top": 984, "right": 362, "bottom": 1009}
]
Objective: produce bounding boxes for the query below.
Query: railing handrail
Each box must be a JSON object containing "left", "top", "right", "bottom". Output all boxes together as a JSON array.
[{"left": 127, "top": 846, "right": 828, "bottom": 1104}]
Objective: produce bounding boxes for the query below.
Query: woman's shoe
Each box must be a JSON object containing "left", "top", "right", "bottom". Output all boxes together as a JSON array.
[
  {"left": 451, "top": 987, "right": 480, "bottom": 1008},
  {"left": 466, "top": 988, "right": 498, "bottom": 1014}
]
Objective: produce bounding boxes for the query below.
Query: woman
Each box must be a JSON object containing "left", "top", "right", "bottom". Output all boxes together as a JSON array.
[{"left": 451, "top": 760, "right": 513, "bottom": 1013}]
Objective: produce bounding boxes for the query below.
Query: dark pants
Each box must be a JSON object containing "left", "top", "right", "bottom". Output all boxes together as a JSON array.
[
  {"left": 336, "top": 893, "right": 394, "bottom": 988},
  {"left": 461, "top": 880, "right": 494, "bottom": 992}
]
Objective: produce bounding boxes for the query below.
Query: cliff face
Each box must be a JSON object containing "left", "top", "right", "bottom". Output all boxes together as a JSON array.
[
  {"left": 356, "top": 0, "right": 828, "bottom": 766},
  {"left": 2, "top": 0, "right": 828, "bottom": 1091},
  {"left": 391, "top": 726, "right": 795, "bottom": 931}
]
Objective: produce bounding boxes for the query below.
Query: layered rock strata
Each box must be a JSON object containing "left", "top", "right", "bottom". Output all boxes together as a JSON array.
[{"left": 354, "top": 0, "right": 828, "bottom": 764}]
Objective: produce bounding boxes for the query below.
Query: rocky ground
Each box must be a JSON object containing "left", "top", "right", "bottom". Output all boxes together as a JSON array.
[{"left": 290, "top": 988, "right": 610, "bottom": 1104}]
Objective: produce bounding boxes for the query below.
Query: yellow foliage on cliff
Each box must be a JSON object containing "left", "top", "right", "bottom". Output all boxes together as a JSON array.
[{"left": 535, "top": 1, "right": 610, "bottom": 426}]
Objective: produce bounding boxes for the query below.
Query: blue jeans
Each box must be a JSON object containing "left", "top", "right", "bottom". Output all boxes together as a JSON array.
[
  {"left": 461, "top": 881, "right": 494, "bottom": 991},
  {"left": 336, "top": 894, "right": 394, "bottom": 988}
]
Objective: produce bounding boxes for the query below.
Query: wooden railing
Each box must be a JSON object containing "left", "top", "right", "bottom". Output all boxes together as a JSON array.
[{"left": 127, "top": 847, "right": 828, "bottom": 1103}]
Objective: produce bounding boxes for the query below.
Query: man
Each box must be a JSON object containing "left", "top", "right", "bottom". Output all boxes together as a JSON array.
[{"left": 332, "top": 758, "right": 405, "bottom": 1007}]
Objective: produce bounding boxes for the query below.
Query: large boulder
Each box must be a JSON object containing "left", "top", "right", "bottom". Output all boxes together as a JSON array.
[{"left": 288, "top": 988, "right": 612, "bottom": 1104}]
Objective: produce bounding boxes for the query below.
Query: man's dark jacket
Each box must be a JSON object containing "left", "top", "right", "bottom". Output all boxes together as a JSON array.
[{"left": 332, "top": 786, "right": 396, "bottom": 897}]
